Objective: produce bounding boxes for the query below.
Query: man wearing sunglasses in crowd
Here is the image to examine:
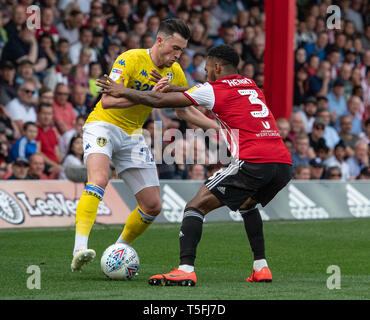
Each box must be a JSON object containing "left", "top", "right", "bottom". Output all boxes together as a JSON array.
[{"left": 5, "top": 80, "right": 37, "bottom": 134}]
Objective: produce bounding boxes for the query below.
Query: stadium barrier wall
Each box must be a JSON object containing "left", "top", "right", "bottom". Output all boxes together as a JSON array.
[{"left": 0, "top": 180, "right": 369, "bottom": 229}]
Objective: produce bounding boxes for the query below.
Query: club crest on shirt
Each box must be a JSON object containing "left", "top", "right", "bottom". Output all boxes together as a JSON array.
[
  {"left": 96, "top": 137, "right": 107, "bottom": 147},
  {"left": 166, "top": 72, "right": 173, "bottom": 82}
]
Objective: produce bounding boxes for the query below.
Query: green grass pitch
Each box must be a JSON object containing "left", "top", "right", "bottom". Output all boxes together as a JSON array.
[{"left": 0, "top": 218, "right": 369, "bottom": 300}]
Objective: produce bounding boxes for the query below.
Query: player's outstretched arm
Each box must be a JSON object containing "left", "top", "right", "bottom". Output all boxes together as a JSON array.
[
  {"left": 149, "top": 69, "right": 188, "bottom": 93},
  {"left": 97, "top": 75, "right": 192, "bottom": 109},
  {"left": 175, "top": 107, "right": 219, "bottom": 132},
  {"left": 100, "top": 78, "right": 136, "bottom": 109}
]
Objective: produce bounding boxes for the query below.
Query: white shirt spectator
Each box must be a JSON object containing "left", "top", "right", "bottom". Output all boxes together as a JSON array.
[{"left": 5, "top": 98, "right": 37, "bottom": 123}]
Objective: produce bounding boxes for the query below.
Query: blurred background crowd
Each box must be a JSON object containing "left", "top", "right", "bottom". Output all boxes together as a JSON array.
[{"left": 0, "top": 0, "right": 369, "bottom": 181}]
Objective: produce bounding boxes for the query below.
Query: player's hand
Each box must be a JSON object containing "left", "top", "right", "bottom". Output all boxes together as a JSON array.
[
  {"left": 153, "top": 77, "right": 170, "bottom": 92},
  {"left": 96, "top": 74, "right": 126, "bottom": 98},
  {"left": 149, "top": 69, "right": 162, "bottom": 83}
]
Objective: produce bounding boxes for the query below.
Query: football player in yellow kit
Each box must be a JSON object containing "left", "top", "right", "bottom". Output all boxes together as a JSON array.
[{"left": 71, "top": 19, "right": 191, "bottom": 272}]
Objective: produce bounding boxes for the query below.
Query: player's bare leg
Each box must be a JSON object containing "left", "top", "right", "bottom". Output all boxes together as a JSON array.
[{"left": 71, "top": 153, "right": 110, "bottom": 272}]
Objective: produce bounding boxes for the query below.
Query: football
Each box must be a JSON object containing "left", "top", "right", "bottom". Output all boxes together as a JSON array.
[{"left": 100, "top": 243, "right": 140, "bottom": 280}]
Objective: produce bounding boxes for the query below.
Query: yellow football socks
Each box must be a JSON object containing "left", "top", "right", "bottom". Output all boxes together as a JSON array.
[
  {"left": 74, "top": 183, "right": 105, "bottom": 253},
  {"left": 118, "top": 206, "right": 156, "bottom": 244}
]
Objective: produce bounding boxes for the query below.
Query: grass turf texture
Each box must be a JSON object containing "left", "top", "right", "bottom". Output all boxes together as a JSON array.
[{"left": 0, "top": 218, "right": 369, "bottom": 300}]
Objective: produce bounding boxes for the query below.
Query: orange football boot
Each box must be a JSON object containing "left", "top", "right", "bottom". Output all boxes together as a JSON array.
[
  {"left": 148, "top": 268, "right": 197, "bottom": 286},
  {"left": 246, "top": 267, "right": 272, "bottom": 283}
]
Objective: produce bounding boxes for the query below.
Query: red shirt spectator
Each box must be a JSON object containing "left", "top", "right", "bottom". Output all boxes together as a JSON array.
[
  {"left": 35, "top": 103, "right": 62, "bottom": 177},
  {"left": 53, "top": 83, "right": 76, "bottom": 135}
]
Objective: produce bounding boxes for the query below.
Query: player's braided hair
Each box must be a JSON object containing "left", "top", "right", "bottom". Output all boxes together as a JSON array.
[
  {"left": 208, "top": 44, "right": 240, "bottom": 69},
  {"left": 158, "top": 18, "right": 191, "bottom": 40}
]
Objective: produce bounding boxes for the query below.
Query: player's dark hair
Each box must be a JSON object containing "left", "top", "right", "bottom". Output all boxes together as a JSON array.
[
  {"left": 157, "top": 18, "right": 190, "bottom": 40},
  {"left": 207, "top": 44, "right": 240, "bottom": 69}
]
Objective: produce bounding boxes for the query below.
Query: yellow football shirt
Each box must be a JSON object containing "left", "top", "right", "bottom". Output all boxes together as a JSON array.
[{"left": 86, "top": 48, "right": 188, "bottom": 135}]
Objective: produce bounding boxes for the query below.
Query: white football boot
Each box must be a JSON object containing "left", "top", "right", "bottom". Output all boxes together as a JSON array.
[{"left": 71, "top": 249, "right": 96, "bottom": 272}]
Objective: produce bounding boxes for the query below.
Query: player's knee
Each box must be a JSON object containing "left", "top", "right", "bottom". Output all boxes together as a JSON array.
[
  {"left": 140, "top": 200, "right": 162, "bottom": 216},
  {"left": 88, "top": 175, "right": 109, "bottom": 190}
]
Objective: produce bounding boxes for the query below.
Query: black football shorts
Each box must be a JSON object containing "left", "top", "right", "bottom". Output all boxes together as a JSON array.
[{"left": 205, "top": 159, "right": 293, "bottom": 211}]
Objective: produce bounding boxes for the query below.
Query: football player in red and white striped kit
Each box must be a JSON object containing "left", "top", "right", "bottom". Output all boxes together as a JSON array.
[{"left": 96, "top": 44, "right": 293, "bottom": 286}]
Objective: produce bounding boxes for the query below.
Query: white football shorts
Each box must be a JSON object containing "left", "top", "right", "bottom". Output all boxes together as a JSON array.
[{"left": 82, "top": 121, "right": 159, "bottom": 194}]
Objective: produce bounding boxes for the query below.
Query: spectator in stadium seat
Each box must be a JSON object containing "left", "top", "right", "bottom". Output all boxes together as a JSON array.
[
  {"left": 338, "top": 115, "right": 360, "bottom": 158},
  {"left": 326, "top": 49, "right": 341, "bottom": 82},
  {"left": 0, "top": 103, "right": 20, "bottom": 143},
  {"left": 245, "top": 34, "right": 265, "bottom": 71},
  {"left": 324, "top": 166, "right": 342, "bottom": 180},
  {"left": 308, "top": 118, "right": 328, "bottom": 155},
  {"left": 52, "top": 83, "right": 76, "bottom": 135},
  {"left": 297, "top": 96, "right": 317, "bottom": 133},
  {"left": 306, "top": 53, "right": 319, "bottom": 78},
  {"left": 55, "top": 38, "right": 70, "bottom": 61},
  {"left": 56, "top": 4, "right": 84, "bottom": 46},
  {"left": 71, "top": 85, "right": 91, "bottom": 117},
  {"left": 308, "top": 59, "right": 330, "bottom": 97},
  {"left": 36, "top": 103, "right": 62, "bottom": 177},
  {"left": 361, "top": 119, "right": 370, "bottom": 144},
  {"left": 327, "top": 79, "right": 347, "bottom": 124},
  {"left": 304, "top": 31, "right": 328, "bottom": 62},
  {"left": 316, "top": 108, "right": 340, "bottom": 150},
  {"left": 309, "top": 157, "right": 325, "bottom": 180},
  {"left": 59, "top": 135, "right": 84, "bottom": 180},
  {"left": 287, "top": 112, "right": 305, "bottom": 144},
  {"left": 293, "top": 66, "right": 309, "bottom": 108},
  {"left": 187, "top": 164, "right": 206, "bottom": 181},
  {"left": 39, "top": 33, "right": 58, "bottom": 69},
  {"left": 59, "top": 115, "right": 86, "bottom": 158},
  {"left": 7, "top": 157, "right": 29, "bottom": 180},
  {"left": 362, "top": 25, "right": 370, "bottom": 50},
  {"left": 291, "top": 134, "right": 312, "bottom": 168},
  {"left": 340, "top": 96, "right": 363, "bottom": 135},
  {"left": 35, "top": 7, "right": 60, "bottom": 42},
  {"left": 103, "top": 17, "right": 121, "bottom": 50},
  {"left": 5, "top": 80, "right": 37, "bottom": 134},
  {"left": 70, "top": 46, "right": 92, "bottom": 88},
  {"left": 3, "top": 6, "right": 26, "bottom": 40},
  {"left": 276, "top": 118, "right": 290, "bottom": 141},
  {"left": 69, "top": 26, "right": 97, "bottom": 66},
  {"left": 357, "top": 166, "right": 370, "bottom": 180},
  {"left": 14, "top": 60, "right": 41, "bottom": 104},
  {"left": 331, "top": 62, "right": 353, "bottom": 98},
  {"left": 324, "top": 141, "right": 351, "bottom": 181},
  {"left": 38, "top": 86, "right": 54, "bottom": 106},
  {"left": 9, "top": 121, "right": 38, "bottom": 162},
  {"left": 43, "top": 56, "right": 73, "bottom": 91},
  {"left": 88, "top": 62, "right": 103, "bottom": 98},
  {"left": 293, "top": 165, "right": 310, "bottom": 180},
  {"left": 2, "top": 22, "right": 47, "bottom": 74},
  {"left": 26, "top": 153, "right": 48, "bottom": 180},
  {"left": 345, "top": 141, "right": 369, "bottom": 179},
  {"left": 0, "top": 60, "right": 17, "bottom": 106}
]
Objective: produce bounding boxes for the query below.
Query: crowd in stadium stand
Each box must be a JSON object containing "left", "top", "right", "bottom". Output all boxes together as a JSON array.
[{"left": 0, "top": 0, "right": 369, "bottom": 181}]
